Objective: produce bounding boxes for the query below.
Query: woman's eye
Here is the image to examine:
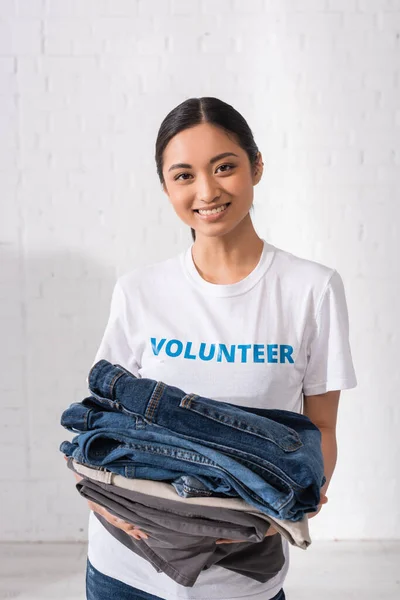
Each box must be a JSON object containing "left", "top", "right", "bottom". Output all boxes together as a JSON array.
[
  {"left": 174, "top": 164, "right": 235, "bottom": 181},
  {"left": 216, "top": 163, "right": 235, "bottom": 173}
]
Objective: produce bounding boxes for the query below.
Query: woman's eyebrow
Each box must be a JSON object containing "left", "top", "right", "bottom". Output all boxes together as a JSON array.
[{"left": 167, "top": 152, "right": 239, "bottom": 172}]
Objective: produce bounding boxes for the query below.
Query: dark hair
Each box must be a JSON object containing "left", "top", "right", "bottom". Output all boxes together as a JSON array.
[{"left": 155, "top": 97, "right": 260, "bottom": 242}]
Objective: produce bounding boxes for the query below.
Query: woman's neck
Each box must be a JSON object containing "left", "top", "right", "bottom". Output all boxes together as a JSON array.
[{"left": 191, "top": 221, "right": 264, "bottom": 285}]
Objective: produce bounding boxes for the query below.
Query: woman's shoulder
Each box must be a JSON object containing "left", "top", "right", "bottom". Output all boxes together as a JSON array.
[{"left": 270, "top": 242, "right": 338, "bottom": 289}]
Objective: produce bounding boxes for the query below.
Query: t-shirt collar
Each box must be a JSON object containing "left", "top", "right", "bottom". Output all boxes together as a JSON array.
[{"left": 181, "top": 239, "right": 276, "bottom": 297}]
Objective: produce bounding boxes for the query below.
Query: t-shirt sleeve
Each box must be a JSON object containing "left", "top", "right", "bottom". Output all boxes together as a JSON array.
[
  {"left": 91, "top": 278, "right": 141, "bottom": 377},
  {"left": 302, "top": 270, "right": 357, "bottom": 396}
]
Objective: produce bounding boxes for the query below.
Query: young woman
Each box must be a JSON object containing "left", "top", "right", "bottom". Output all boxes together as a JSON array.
[{"left": 79, "top": 97, "right": 357, "bottom": 600}]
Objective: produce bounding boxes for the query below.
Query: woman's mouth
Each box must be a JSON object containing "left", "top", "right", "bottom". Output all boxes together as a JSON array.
[{"left": 194, "top": 203, "right": 231, "bottom": 221}]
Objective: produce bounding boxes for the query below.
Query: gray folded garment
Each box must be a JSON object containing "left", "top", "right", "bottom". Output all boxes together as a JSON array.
[
  {"left": 69, "top": 461, "right": 285, "bottom": 587},
  {"left": 70, "top": 457, "right": 311, "bottom": 550}
]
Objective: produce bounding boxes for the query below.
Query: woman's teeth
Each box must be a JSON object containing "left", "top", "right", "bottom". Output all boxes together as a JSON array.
[{"left": 197, "top": 204, "right": 229, "bottom": 216}]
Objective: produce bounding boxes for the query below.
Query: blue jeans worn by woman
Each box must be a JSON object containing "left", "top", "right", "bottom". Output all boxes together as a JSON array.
[{"left": 86, "top": 558, "right": 286, "bottom": 600}]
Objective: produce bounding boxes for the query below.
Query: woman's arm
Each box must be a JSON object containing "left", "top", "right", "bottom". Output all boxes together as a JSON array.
[
  {"left": 303, "top": 390, "right": 341, "bottom": 517},
  {"left": 217, "top": 394, "right": 340, "bottom": 543}
]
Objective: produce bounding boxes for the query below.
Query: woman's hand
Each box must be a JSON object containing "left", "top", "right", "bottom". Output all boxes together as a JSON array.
[
  {"left": 216, "top": 492, "right": 329, "bottom": 543},
  {"left": 86, "top": 499, "right": 149, "bottom": 540},
  {"left": 215, "top": 525, "right": 279, "bottom": 544},
  {"left": 307, "top": 492, "right": 328, "bottom": 519},
  {"left": 64, "top": 456, "right": 149, "bottom": 540}
]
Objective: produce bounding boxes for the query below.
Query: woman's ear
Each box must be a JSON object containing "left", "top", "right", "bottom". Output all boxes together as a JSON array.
[{"left": 252, "top": 152, "right": 264, "bottom": 185}]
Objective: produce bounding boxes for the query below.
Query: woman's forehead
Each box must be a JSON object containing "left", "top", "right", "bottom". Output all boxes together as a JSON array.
[{"left": 163, "top": 124, "right": 242, "bottom": 166}]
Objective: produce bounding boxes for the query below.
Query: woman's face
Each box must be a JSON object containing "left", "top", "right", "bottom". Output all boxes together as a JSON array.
[{"left": 162, "top": 122, "right": 263, "bottom": 239}]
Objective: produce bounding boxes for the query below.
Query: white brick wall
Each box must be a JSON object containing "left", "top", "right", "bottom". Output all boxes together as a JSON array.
[{"left": 0, "top": 0, "right": 399, "bottom": 541}]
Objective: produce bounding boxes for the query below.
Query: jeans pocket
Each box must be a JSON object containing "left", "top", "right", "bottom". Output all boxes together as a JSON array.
[{"left": 179, "top": 394, "right": 303, "bottom": 452}]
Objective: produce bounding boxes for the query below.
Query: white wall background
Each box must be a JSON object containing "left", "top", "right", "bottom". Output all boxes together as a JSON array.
[{"left": 1, "top": 0, "right": 399, "bottom": 542}]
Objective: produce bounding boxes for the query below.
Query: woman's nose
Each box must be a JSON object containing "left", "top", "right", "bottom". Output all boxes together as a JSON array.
[{"left": 195, "top": 174, "right": 221, "bottom": 205}]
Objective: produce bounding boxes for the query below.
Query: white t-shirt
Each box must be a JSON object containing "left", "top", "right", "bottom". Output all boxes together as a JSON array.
[{"left": 87, "top": 240, "right": 357, "bottom": 600}]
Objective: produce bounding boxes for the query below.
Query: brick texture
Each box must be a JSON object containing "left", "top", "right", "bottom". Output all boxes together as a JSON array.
[{"left": 0, "top": 0, "right": 399, "bottom": 541}]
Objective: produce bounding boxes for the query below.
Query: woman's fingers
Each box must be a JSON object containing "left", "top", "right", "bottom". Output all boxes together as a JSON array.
[
  {"left": 112, "top": 517, "right": 148, "bottom": 540},
  {"left": 87, "top": 500, "right": 107, "bottom": 517},
  {"left": 265, "top": 526, "right": 278, "bottom": 536},
  {"left": 87, "top": 500, "right": 148, "bottom": 540},
  {"left": 64, "top": 458, "right": 149, "bottom": 540},
  {"left": 216, "top": 525, "right": 279, "bottom": 544}
]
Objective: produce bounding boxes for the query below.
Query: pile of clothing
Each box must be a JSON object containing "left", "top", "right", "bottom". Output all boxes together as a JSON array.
[{"left": 60, "top": 360, "right": 326, "bottom": 587}]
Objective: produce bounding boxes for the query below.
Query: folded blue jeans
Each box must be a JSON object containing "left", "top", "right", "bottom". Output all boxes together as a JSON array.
[
  {"left": 60, "top": 360, "right": 325, "bottom": 521},
  {"left": 61, "top": 426, "right": 303, "bottom": 520}
]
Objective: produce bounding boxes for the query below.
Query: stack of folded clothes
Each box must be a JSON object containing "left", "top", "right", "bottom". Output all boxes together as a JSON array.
[{"left": 60, "top": 360, "right": 326, "bottom": 587}]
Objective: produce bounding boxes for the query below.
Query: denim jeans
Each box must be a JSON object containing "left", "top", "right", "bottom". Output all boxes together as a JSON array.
[
  {"left": 86, "top": 558, "right": 164, "bottom": 599},
  {"left": 61, "top": 359, "right": 325, "bottom": 520},
  {"left": 61, "top": 412, "right": 319, "bottom": 521},
  {"left": 61, "top": 426, "right": 301, "bottom": 519},
  {"left": 86, "top": 558, "right": 286, "bottom": 600}
]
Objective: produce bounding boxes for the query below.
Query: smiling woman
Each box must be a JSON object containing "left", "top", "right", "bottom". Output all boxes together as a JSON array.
[
  {"left": 155, "top": 98, "right": 264, "bottom": 243},
  {"left": 78, "top": 96, "right": 357, "bottom": 600}
]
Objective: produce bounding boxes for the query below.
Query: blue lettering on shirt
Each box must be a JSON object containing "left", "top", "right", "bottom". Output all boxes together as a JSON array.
[
  {"left": 165, "top": 339, "right": 183, "bottom": 358},
  {"left": 253, "top": 344, "right": 265, "bottom": 363},
  {"left": 199, "top": 342, "right": 215, "bottom": 361},
  {"left": 238, "top": 344, "right": 251, "bottom": 363},
  {"left": 151, "top": 338, "right": 295, "bottom": 364},
  {"left": 280, "top": 344, "right": 294, "bottom": 364},
  {"left": 184, "top": 342, "right": 196, "bottom": 360},
  {"left": 267, "top": 344, "right": 278, "bottom": 363},
  {"left": 217, "top": 344, "right": 235, "bottom": 363},
  {"left": 151, "top": 337, "right": 166, "bottom": 356}
]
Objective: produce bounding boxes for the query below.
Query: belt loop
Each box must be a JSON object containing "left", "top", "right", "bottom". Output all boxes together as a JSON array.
[{"left": 107, "top": 367, "right": 127, "bottom": 397}]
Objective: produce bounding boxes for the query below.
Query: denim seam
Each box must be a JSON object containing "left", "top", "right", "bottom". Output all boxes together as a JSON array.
[
  {"left": 145, "top": 381, "right": 166, "bottom": 423},
  {"left": 120, "top": 442, "right": 216, "bottom": 465},
  {"left": 180, "top": 403, "right": 302, "bottom": 452},
  {"left": 181, "top": 483, "right": 213, "bottom": 496}
]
